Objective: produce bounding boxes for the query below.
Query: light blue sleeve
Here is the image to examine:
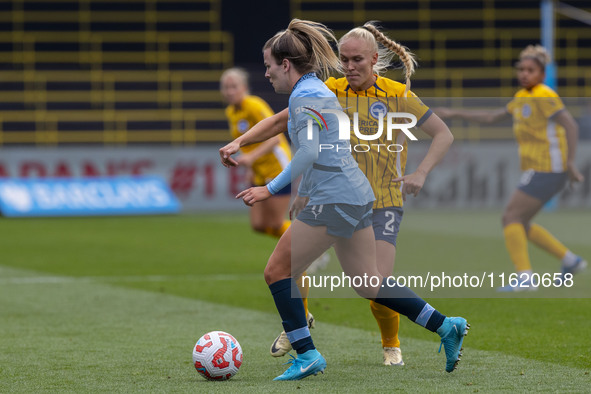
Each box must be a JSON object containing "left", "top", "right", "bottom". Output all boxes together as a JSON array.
[
  {"left": 266, "top": 162, "right": 291, "bottom": 195},
  {"left": 266, "top": 123, "right": 319, "bottom": 195},
  {"left": 296, "top": 175, "right": 308, "bottom": 197}
]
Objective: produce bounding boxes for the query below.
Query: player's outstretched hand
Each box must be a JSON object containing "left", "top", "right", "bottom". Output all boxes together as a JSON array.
[
  {"left": 219, "top": 140, "right": 241, "bottom": 167},
  {"left": 567, "top": 162, "right": 584, "bottom": 188},
  {"left": 236, "top": 186, "right": 271, "bottom": 206},
  {"left": 392, "top": 170, "right": 427, "bottom": 201}
]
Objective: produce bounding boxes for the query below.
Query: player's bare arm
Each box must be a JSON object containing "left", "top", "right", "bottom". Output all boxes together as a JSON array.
[
  {"left": 553, "top": 109, "right": 584, "bottom": 184},
  {"left": 220, "top": 108, "right": 289, "bottom": 167},
  {"left": 434, "top": 106, "right": 510, "bottom": 123},
  {"left": 235, "top": 135, "right": 282, "bottom": 167},
  {"left": 393, "top": 114, "right": 453, "bottom": 200}
]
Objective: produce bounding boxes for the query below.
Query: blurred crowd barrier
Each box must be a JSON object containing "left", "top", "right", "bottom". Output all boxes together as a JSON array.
[{"left": 0, "top": 140, "right": 589, "bottom": 211}]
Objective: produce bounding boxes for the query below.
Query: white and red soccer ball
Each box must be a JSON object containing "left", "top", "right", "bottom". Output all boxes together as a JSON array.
[{"left": 192, "top": 331, "right": 243, "bottom": 380}]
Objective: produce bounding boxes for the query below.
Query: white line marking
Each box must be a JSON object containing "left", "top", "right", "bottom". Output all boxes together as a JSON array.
[{"left": 0, "top": 273, "right": 262, "bottom": 285}]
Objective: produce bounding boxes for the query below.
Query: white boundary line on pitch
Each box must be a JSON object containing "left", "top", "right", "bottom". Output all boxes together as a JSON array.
[{"left": 0, "top": 273, "right": 263, "bottom": 285}]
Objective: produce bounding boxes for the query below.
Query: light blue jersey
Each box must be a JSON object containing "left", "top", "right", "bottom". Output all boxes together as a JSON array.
[{"left": 268, "top": 73, "right": 374, "bottom": 207}]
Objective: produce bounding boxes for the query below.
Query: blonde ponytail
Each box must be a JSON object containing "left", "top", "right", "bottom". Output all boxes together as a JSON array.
[{"left": 263, "top": 19, "right": 341, "bottom": 80}]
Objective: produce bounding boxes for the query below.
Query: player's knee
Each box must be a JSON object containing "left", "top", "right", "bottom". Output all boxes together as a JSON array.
[
  {"left": 353, "top": 285, "right": 378, "bottom": 299},
  {"left": 269, "top": 218, "right": 285, "bottom": 231},
  {"left": 251, "top": 222, "right": 266, "bottom": 233},
  {"left": 263, "top": 264, "right": 274, "bottom": 285},
  {"left": 502, "top": 210, "right": 528, "bottom": 227},
  {"left": 264, "top": 259, "right": 280, "bottom": 285},
  {"left": 501, "top": 212, "right": 510, "bottom": 226},
  {"left": 264, "top": 253, "right": 290, "bottom": 285},
  {"left": 264, "top": 263, "right": 289, "bottom": 285},
  {"left": 502, "top": 209, "right": 518, "bottom": 226}
]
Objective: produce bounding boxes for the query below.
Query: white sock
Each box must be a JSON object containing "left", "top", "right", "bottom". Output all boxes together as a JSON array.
[{"left": 562, "top": 251, "right": 579, "bottom": 267}]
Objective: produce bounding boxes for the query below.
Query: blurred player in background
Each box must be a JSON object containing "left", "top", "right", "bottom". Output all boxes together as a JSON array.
[
  {"left": 220, "top": 68, "right": 314, "bottom": 328},
  {"left": 220, "top": 19, "right": 468, "bottom": 380},
  {"left": 232, "top": 22, "right": 455, "bottom": 366},
  {"left": 435, "top": 45, "right": 587, "bottom": 291},
  {"left": 221, "top": 68, "right": 292, "bottom": 238}
]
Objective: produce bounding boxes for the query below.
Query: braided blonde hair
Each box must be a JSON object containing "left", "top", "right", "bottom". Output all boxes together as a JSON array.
[
  {"left": 519, "top": 44, "right": 551, "bottom": 70},
  {"left": 339, "top": 22, "right": 417, "bottom": 96}
]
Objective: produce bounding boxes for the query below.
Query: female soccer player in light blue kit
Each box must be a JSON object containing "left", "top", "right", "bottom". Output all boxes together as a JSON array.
[{"left": 220, "top": 19, "right": 468, "bottom": 380}]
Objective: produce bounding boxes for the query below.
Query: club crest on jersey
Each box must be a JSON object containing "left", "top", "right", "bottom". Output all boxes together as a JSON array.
[
  {"left": 237, "top": 119, "right": 249, "bottom": 133},
  {"left": 521, "top": 104, "right": 532, "bottom": 118},
  {"left": 369, "top": 101, "right": 388, "bottom": 120}
]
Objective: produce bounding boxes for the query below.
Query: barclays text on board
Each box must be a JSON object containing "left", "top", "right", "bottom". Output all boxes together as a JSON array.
[{"left": 0, "top": 177, "right": 180, "bottom": 217}]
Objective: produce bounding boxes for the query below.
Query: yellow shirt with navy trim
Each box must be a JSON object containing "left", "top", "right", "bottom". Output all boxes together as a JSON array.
[
  {"left": 226, "top": 95, "right": 291, "bottom": 186},
  {"left": 506, "top": 84, "right": 567, "bottom": 173},
  {"left": 324, "top": 76, "right": 432, "bottom": 209}
]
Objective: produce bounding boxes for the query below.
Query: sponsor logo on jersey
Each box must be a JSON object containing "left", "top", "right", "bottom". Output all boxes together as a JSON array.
[
  {"left": 237, "top": 119, "right": 249, "bottom": 133},
  {"left": 369, "top": 101, "right": 388, "bottom": 120}
]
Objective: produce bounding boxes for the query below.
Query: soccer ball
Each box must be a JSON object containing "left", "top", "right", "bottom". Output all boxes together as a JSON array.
[{"left": 192, "top": 331, "right": 243, "bottom": 380}]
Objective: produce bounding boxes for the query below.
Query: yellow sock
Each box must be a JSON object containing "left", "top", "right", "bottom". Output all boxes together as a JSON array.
[
  {"left": 296, "top": 272, "right": 310, "bottom": 318},
  {"left": 264, "top": 220, "right": 291, "bottom": 238},
  {"left": 369, "top": 300, "right": 400, "bottom": 348},
  {"left": 503, "top": 222, "right": 531, "bottom": 272},
  {"left": 527, "top": 223, "right": 569, "bottom": 260}
]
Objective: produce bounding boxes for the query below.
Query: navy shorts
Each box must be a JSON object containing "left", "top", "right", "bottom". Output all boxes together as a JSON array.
[
  {"left": 253, "top": 183, "right": 291, "bottom": 196},
  {"left": 297, "top": 202, "right": 374, "bottom": 238},
  {"left": 372, "top": 207, "right": 404, "bottom": 246},
  {"left": 517, "top": 170, "right": 567, "bottom": 203}
]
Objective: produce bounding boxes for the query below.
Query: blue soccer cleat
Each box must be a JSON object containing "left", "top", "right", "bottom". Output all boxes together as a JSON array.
[
  {"left": 437, "top": 317, "right": 469, "bottom": 373},
  {"left": 555, "top": 257, "right": 587, "bottom": 286},
  {"left": 273, "top": 349, "right": 326, "bottom": 381}
]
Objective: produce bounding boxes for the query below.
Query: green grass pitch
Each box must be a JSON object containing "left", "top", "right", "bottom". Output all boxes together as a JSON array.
[{"left": 0, "top": 210, "right": 589, "bottom": 392}]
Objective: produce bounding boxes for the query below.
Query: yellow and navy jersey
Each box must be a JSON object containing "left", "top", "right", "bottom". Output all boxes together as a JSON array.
[
  {"left": 324, "top": 76, "right": 432, "bottom": 209},
  {"left": 226, "top": 95, "right": 291, "bottom": 186},
  {"left": 506, "top": 84, "right": 568, "bottom": 173}
]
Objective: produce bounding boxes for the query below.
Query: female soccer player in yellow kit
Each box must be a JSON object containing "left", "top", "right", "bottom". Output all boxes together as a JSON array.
[
  {"left": 236, "top": 23, "right": 455, "bottom": 366},
  {"left": 221, "top": 68, "right": 292, "bottom": 237},
  {"left": 436, "top": 45, "right": 586, "bottom": 291}
]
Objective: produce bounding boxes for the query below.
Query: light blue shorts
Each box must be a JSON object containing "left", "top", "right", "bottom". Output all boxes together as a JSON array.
[{"left": 297, "top": 202, "right": 373, "bottom": 238}]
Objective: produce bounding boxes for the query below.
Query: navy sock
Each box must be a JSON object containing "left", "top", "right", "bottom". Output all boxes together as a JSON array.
[
  {"left": 373, "top": 278, "right": 446, "bottom": 332},
  {"left": 269, "top": 278, "right": 315, "bottom": 354}
]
